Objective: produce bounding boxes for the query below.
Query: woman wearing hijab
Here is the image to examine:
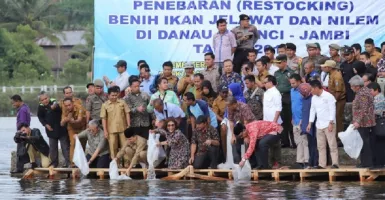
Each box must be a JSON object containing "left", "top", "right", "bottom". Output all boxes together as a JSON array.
[
  {"left": 202, "top": 80, "right": 218, "bottom": 107},
  {"left": 228, "top": 82, "right": 246, "bottom": 103},
  {"left": 298, "top": 83, "right": 318, "bottom": 169}
]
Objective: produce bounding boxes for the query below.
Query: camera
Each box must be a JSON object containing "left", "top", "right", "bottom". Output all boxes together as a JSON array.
[{"left": 14, "top": 131, "right": 27, "bottom": 143}]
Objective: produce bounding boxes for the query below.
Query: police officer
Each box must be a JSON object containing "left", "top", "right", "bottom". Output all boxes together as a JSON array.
[
  {"left": 322, "top": 60, "right": 346, "bottom": 134},
  {"left": 86, "top": 79, "right": 108, "bottom": 123},
  {"left": 301, "top": 43, "right": 328, "bottom": 77},
  {"left": 329, "top": 44, "right": 344, "bottom": 69},
  {"left": 232, "top": 14, "right": 259, "bottom": 74}
]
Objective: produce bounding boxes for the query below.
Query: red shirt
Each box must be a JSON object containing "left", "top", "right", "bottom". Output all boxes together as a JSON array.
[{"left": 243, "top": 121, "right": 282, "bottom": 160}]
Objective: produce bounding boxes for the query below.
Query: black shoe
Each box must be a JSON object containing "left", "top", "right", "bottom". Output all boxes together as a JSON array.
[
  {"left": 303, "top": 163, "right": 309, "bottom": 169},
  {"left": 314, "top": 166, "right": 325, "bottom": 169},
  {"left": 281, "top": 144, "right": 290, "bottom": 148},
  {"left": 31, "top": 162, "right": 38, "bottom": 169},
  {"left": 331, "top": 165, "right": 339, "bottom": 169},
  {"left": 290, "top": 144, "right": 297, "bottom": 149}
]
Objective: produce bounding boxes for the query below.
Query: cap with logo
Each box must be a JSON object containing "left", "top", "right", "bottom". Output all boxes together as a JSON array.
[
  {"left": 94, "top": 79, "right": 104, "bottom": 87},
  {"left": 329, "top": 44, "right": 341, "bottom": 50},
  {"left": 321, "top": 60, "right": 338, "bottom": 69},
  {"left": 220, "top": 85, "right": 229, "bottom": 92},
  {"left": 306, "top": 43, "right": 318, "bottom": 49},
  {"left": 184, "top": 62, "right": 194, "bottom": 69},
  {"left": 272, "top": 54, "right": 288, "bottom": 63},
  {"left": 114, "top": 60, "right": 127, "bottom": 68},
  {"left": 239, "top": 14, "right": 250, "bottom": 21},
  {"left": 343, "top": 47, "right": 354, "bottom": 55}
]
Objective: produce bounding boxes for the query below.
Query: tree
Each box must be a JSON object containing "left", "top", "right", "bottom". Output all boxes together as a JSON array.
[
  {"left": 60, "top": 59, "right": 90, "bottom": 84},
  {"left": 53, "top": 0, "right": 94, "bottom": 30},
  {"left": 0, "top": 25, "right": 53, "bottom": 86},
  {"left": 0, "top": 0, "right": 59, "bottom": 41}
]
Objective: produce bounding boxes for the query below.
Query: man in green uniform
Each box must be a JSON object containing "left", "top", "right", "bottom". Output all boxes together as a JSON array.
[{"left": 273, "top": 54, "right": 295, "bottom": 148}]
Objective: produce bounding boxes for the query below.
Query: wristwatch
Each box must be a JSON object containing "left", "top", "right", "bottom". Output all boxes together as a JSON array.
[{"left": 241, "top": 158, "right": 246, "bottom": 162}]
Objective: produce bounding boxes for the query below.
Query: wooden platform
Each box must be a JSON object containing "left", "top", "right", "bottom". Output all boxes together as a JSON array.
[{"left": 22, "top": 166, "right": 385, "bottom": 182}]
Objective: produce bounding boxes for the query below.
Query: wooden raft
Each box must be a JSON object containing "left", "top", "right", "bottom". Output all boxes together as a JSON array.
[{"left": 22, "top": 166, "right": 385, "bottom": 182}]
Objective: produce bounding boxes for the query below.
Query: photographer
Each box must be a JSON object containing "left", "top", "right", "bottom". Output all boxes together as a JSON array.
[
  {"left": 37, "top": 92, "right": 70, "bottom": 168},
  {"left": 14, "top": 124, "right": 51, "bottom": 169}
]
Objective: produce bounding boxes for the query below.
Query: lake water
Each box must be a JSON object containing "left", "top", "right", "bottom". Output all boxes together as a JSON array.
[{"left": 1, "top": 117, "right": 385, "bottom": 199}]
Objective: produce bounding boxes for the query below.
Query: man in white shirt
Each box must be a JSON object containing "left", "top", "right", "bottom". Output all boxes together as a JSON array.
[
  {"left": 307, "top": 80, "right": 339, "bottom": 169},
  {"left": 103, "top": 60, "right": 130, "bottom": 97},
  {"left": 152, "top": 98, "right": 185, "bottom": 126},
  {"left": 139, "top": 64, "right": 155, "bottom": 95},
  {"left": 263, "top": 75, "right": 282, "bottom": 169}
]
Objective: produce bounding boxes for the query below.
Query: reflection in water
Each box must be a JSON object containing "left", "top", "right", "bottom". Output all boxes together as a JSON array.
[{"left": 2, "top": 117, "right": 385, "bottom": 198}]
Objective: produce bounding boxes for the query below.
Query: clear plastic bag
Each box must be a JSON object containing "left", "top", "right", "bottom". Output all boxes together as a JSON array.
[
  {"left": 72, "top": 137, "right": 89, "bottom": 176},
  {"left": 147, "top": 133, "right": 166, "bottom": 168},
  {"left": 338, "top": 124, "right": 363, "bottom": 159},
  {"left": 218, "top": 118, "right": 235, "bottom": 170},
  {"left": 232, "top": 145, "right": 251, "bottom": 181},
  {"left": 109, "top": 160, "right": 131, "bottom": 180}
]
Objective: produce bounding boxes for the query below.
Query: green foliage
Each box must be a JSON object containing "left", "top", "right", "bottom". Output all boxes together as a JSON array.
[
  {"left": 0, "top": 0, "right": 59, "bottom": 42},
  {"left": 60, "top": 59, "right": 90, "bottom": 85},
  {"left": 0, "top": 25, "right": 53, "bottom": 86},
  {"left": 0, "top": 0, "right": 94, "bottom": 87}
]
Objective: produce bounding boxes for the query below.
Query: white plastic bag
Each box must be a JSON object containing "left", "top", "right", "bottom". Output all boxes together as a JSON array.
[
  {"left": 338, "top": 124, "right": 363, "bottom": 159},
  {"left": 218, "top": 118, "right": 235, "bottom": 169},
  {"left": 109, "top": 160, "right": 131, "bottom": 180},
  {"left": 72, "top": 137, "right": 89, "bottom": 175},
  {"left": 147, "top": 133, "right": 166, "bottom": 168},
  {"left": 232, "top": 145, "right": 251, "bottom": 181}
]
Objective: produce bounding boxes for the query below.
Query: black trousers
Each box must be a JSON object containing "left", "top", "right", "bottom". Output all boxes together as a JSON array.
[
  {"left": 254, "top": 134, "right": 281, "bottom": 169},
  {"left": 233, "top": 48, "right": 251, "bottom": 74},
  {"left": 15, "top": 143, "right": 30, "bottom": 171},
  {"left": 193, "top": 146, "right": 219, "bottom": 169},
  {"left": 86, "top": 154, "right": 110, "bottom": 168},
  {"left": 49, "top": 134, "right": 71, "bottom": 167},
  {"left": 358, "top": 127, "right": 374, "bottom": 167},
  {"left": 232, "top": 137, "right": 258, "bottom": 167},
  {"left": 280, "top": 93, "right": 294, "bottom": 146},
  {"left": 307, "top": 133, "right": 319, "bottom": 167}
]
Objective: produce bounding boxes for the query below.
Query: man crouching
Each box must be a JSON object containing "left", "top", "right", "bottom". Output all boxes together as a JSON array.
[
  {"left": 113, "top": 128, "right": 147, "bottom": 175},
  {"left": 14, "top": 123, "right": 51, "bottom": 169}
]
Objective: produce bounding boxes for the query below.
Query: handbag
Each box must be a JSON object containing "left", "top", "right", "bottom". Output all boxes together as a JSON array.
[{"left": 373, "top": 117, "right": 385, "bottom": 137}]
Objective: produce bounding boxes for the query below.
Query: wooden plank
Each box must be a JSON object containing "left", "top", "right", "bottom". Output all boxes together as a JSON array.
[
  {"left": 22, "top": 169, "right": 34, "bottom": 179},
  {"left": 252, "top": 171, "right": 259, "bottom": 181}
]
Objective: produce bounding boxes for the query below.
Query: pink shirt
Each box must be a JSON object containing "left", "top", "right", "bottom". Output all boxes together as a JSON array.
[
  {"left": 212, "top": 30, "right": 237, "bottom": 62},
  {"left": 243, "top": 121, "right": 283, "bottom": 160}
]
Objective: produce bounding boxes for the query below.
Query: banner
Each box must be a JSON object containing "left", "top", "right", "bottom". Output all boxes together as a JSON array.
[{"left": 94, "top": 0, "right": 385, "bottom": 80}]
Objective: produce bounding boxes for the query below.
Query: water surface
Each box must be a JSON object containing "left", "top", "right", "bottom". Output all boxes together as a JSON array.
[{"left": 1, "top": 117, "right": 385, "bottom": 199}]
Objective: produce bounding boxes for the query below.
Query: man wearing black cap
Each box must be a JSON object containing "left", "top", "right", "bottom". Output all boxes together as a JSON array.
[
  {"left": 286, "top": 43, "right": 301, "bottom": 74},
  {"left": 273, "top": 54, "right": 295, "bottom": 148},
  {"left": 86, "top": 83, "right": 95, "bottom": 96},
  {"left": 340, "top": 47, "right": 359, "bottom": 102},
  {"left": 103, "top": 60, "right": 130, "bottom": 98},
  {"left": 231, "top": 14, "right": 260, "bottom": 74}
]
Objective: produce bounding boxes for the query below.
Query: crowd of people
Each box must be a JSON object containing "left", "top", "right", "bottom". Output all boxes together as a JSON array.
[{"left": 10, "top": 14, "right": 385, "bottom": 174}]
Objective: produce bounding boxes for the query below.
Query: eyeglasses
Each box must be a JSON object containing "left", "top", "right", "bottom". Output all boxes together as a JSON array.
[{"left": 167, "top": 124, "right": 175, "bottom": 127}]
